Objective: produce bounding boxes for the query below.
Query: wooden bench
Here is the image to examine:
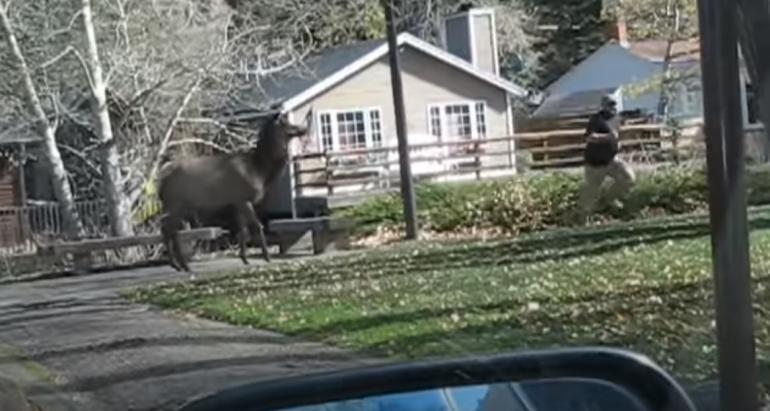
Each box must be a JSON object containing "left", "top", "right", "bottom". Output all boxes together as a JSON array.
[
  {"left": 268, "top": 217, "right": 354, "bottom": 255},
  {"left": 37, "top": 227, "right": 227, "bottom": 272}
]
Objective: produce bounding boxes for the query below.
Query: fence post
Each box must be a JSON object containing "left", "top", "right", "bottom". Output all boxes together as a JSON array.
[
  {"left": 325, "top": 152, "right": 334, "bottom": 197},
  {"left": 384, "top": 147, "right": 392, "bottom": 189},
  {"left": 671, "top": 128, "right": 681, "bottom": 165},
  {"left": 474, "top": 141, "right": 481, "bottom": 180},
  {"left": 292, "top": 156, "right": 302, "bottom": 198}
]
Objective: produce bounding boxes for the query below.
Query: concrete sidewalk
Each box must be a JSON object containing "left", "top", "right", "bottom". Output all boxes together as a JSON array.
[{"left": 0, "top": 258, "right": 379, "bottom": 411}]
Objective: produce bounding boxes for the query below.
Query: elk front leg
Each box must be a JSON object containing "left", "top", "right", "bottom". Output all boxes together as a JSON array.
[
  {"left": 161, "top": 213, "right": 188, "bottom": 272},
  {"left": 236, "top": 202, "right": 270, "bottom": 263}
]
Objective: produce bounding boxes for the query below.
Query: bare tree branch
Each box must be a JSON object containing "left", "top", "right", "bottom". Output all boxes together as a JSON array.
[
  {"left": 146, "top": 76, "right": 203, "bottom": 183},
  {"left": 59, "top": 143, "right": 102, "bottom": 176}
]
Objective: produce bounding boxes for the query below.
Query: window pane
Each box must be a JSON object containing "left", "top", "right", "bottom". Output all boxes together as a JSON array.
[
  {"left": 336, "top": 110, "right": 368, "bottom": 150},
  {"left": 429, "top": 106, "right": 442, "bottom": 138},
  {"left": 370, "top": 110, "right": 382, "bottom": 147},
  {"left": 443, "top": 104, "right": 473, "bottom": 140},
  {"left": 319, "top": 113, "right": 333, "bottom": 150},
  {"left": 475, "top": 102, "right": 487, "bottom": 138},
  {"left": 747, "top": 83, "right": 759, "bottom": 124}
]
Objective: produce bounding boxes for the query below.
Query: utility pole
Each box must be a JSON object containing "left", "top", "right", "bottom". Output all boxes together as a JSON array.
[
  {"left": 382, "top": 0, "right": 418, "bottom": 239},
  {"left": 697, "top": 0, "right": 759, "bottom": 409}
]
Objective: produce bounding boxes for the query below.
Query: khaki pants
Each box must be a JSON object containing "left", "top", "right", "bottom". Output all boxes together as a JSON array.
[{"left": 579, "top": 159, "right": 636, "bottom": 214}]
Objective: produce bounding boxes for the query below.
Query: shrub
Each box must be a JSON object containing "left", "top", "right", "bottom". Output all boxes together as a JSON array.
[{"left": 338, "top": 164, "right": 770, "bottom": 237}]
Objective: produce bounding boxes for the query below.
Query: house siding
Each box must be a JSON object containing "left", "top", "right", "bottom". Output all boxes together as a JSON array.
[{"left": 292, "top": 46, "right": 510, "bottom": 151}]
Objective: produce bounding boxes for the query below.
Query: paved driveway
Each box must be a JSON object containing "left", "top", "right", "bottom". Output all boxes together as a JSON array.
[
  {"left": 0, "top": 258, "right": 379, "bottom": 411},
  {"left": 0, "top": 255, "right": 722, "bottom": 411}
]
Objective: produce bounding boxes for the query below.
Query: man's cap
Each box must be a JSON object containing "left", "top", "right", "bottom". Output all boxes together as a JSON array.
[{"left": 601, "top": 95, "right": 617, "bottom": 108}]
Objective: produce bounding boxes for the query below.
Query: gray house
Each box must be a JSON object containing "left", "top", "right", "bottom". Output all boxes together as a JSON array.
[
  {"left": 231, "top": 6, "right": 536, "bottom": 209},
  {"left": 258, "top": 7, "right": 532, "bottom": 152},
  {"left": 533, "top": 21, "right": 760, "bottom": 130}
]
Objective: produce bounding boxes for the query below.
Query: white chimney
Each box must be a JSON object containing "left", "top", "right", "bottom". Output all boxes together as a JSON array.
[{"left": 441, "top": 5, "right": 499, "bottom": 75}]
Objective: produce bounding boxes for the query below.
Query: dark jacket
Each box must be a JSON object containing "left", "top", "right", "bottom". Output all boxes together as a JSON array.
[{"left": 583, "top": 110, "right": 620, "bottom": 167}]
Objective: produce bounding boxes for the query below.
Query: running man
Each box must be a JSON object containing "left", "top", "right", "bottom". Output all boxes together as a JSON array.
[{"left": 578, "top": 95, "right": 636, "bottom": 222}]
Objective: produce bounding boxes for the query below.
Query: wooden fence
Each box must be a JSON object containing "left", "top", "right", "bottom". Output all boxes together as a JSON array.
[
  {"left": 0, "top": 200, "right": 109, "bottom": 256},
  {"left": 291, "top": 124, "right": 700, "bottom": 207}
]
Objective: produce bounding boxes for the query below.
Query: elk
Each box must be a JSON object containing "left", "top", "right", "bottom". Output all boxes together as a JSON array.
[{"left": 157, "top": 112, "right": 306, "bottom": 272}]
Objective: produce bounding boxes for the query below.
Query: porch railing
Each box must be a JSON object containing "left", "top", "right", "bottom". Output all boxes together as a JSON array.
[
  {"left": 291, "top": 124, "right": 680, "bottom": 207},
  {"left": 0, "top": 200, "right": 109, "bottom": 256}
]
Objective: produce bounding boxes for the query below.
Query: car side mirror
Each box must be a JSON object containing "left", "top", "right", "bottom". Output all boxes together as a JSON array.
[{"left": 177, "top": 347, "right": 697, "bottom": 411}]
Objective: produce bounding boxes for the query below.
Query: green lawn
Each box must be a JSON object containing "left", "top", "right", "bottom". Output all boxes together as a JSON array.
[{"left": 128, "top": 207, "right": 770, "bottom": 385}]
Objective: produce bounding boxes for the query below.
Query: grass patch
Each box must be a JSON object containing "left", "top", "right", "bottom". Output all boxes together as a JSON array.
[{"left": 129, "top": 206, "right": 770, "bottom": 384}]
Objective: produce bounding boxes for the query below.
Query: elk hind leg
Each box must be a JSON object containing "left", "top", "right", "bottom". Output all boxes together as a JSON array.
[{"left": 233, "top": 206, "right": 250, "bottom": 265}]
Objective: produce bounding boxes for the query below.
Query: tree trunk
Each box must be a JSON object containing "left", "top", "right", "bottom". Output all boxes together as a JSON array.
[
  {"left": 80, "top": 0, "right": 134, "bottom": 237},
  {"left": 0, "top": 5, "right": 83, "bottom": 240},
  {"left": 736, "top": 0, "right": 770, "bottom": 162},
  {"left": 656, "top": 4, "right": 681, "bottom": 120}
]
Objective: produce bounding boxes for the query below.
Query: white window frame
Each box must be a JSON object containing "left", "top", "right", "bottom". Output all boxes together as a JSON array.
[
  {"left": 669, "top": 84, "right": 702, "bottom": 119},
  {"left": 739, "top": 75, "right": 762, "bottom": 129},
  {"left": 315, "top": 107, "right": 384, "bottom": 152},
  {"left": 426, "top": 100, "right": 488, "bottom": 143}
]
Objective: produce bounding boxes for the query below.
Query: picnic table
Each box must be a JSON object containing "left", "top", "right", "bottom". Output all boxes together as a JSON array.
[
  {"left": 268, "top": 216, "right": 354, "bottom": 255},
  {"left": 37, "top": 227, "right": 227, "bottom": 273}
]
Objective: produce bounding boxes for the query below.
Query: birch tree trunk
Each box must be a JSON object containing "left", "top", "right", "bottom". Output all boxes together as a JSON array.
[
  {"left": 0, "top": 4, "right": 83, "bottom": 239},
  {"left": 80, "top": 0, "right": 134, "bottom": 237}
]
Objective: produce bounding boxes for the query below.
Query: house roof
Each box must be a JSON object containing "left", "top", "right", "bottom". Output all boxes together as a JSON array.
[
  {"left": 230, "top": 32, "right": 533, "bottom": 117},
  {"left": 0, "top": 121, "right": 42, "bottom": 146},
  {"left": 532, "top": 87, "right": 619, "bottom": 119},
  {"left": 251, "top": 39, "right": 386, "bottom": 109}
]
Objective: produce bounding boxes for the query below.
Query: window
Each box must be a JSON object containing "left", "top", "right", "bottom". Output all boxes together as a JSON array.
[
  {"left": 317, "top": 108, "right": 383, "bottom": 152},
  {"left": 427, "top": 101, "right": 487, "bottom": 142},
  {"left": 444, "top": 104, "right": 474, "bottom": 140},
  {"left": 319, "top": 113, "right": 333, "bottom": 150},
  {"left": 370, "top": 110, "right": 382, "bottom": 147},
  {"left": 429, "top": 106, "right": 442, "bottom": 138},
  {"left": 475, "top": 102, "right": 487, "bottom": 138},
  {"left": 668, "top": 84, "right": 702, "bottom": 120},
  {"left": 745, "top": 82, "right": 760, "bottom": 125},
  {"left": 683, "top": 91, "right": 701, "bottom": 115},
  {"left": 336, "top": 111, "right": 367, "bottom": 150}
]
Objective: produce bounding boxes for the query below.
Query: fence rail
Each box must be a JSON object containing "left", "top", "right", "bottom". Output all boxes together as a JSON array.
[
  {"left": 291, "top": 123, "right": 697, "bottom": 206},
  {"left": 0, "top": 200, "right": 109, "bottom": 256}
]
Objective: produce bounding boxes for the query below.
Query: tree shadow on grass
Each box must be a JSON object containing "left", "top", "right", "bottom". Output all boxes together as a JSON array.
[
  {"left": 288, "top": 274, "right": 720, "bottom": 339},
  {"left": 337, "top": 276, "right": 735, "bottom": 381},
  {"left": 171, "top": 222, "right": 722, "bottom": 298},
  {"left": 0, "top": 333, "right": 301, "bottom": 365},
  {"left": 22, "top": 351, "right": 361, "bottom": 396}
]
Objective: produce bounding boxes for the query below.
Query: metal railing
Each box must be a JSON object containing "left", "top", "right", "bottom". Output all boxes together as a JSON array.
[{"left": 0, "top": 200, "right": 109, "bottom": 256}]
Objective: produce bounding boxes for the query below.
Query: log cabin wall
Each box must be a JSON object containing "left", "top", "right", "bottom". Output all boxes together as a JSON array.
[{"left": 0, "top": 164, "right": 24, "bottom": 249}]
